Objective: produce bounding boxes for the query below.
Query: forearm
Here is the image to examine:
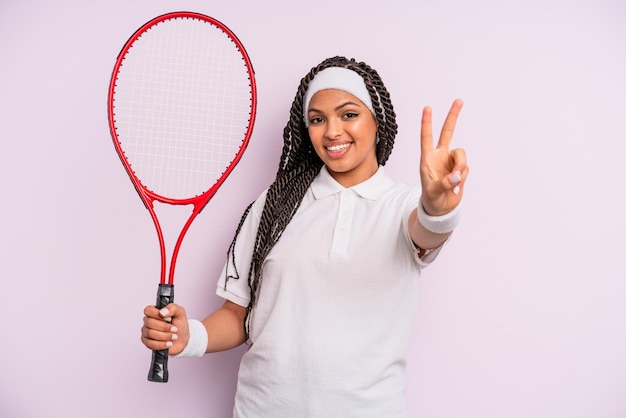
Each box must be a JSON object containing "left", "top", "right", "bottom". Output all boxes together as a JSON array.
[
  {"left": 201, "top": 300, "right": 248, "bottom": 353},
  {"left": 408, "top": 198, "right": 462, "bottom": 250},
  {"left": 408, "top": 208, "right": 452, "bottom": 250}
]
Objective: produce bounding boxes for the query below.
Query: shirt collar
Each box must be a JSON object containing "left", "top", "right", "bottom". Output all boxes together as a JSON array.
[{"left": 310, "top": 165, "right": 394, "bottom": 201}]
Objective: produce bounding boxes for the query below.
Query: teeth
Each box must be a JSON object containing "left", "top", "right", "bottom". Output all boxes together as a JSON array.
[{"left": 327, "top": 143, "right": 351, "bottom": 152}]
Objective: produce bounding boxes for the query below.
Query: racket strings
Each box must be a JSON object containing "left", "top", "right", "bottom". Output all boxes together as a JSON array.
[{"left": 113, "top": 17, "right": 253, "bottom": 199}]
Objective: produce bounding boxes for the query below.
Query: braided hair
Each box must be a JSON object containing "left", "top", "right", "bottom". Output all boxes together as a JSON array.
[{"left": 226, "top": 56, "right": 398, "bottom": 335}]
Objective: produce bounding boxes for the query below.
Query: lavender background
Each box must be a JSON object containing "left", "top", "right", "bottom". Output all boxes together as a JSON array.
[{"left": 1, "top": 0, "right": 625, "bottom": 417}]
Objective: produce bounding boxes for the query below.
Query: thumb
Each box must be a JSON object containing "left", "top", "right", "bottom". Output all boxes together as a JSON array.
[
  {"left": 158, "top": 303, "right": 188, "bottom": 323},
  {"left": 427, "top": 170, "right": 461, "bottom": 197}
]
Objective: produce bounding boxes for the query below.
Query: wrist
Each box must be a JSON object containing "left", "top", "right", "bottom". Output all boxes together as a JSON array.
[
  {"left": 170, "top": 319, "right": 208, "bottom": 358},
  {"left": 417, "top": 197, "right": 462, "bottom": 234}
]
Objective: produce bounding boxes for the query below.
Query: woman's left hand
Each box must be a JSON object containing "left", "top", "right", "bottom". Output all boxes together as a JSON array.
[{"left": 419, "top": 98, "right": 469, "bottom": 216}]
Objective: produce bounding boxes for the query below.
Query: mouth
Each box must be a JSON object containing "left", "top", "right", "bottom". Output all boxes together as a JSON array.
[{"left": 325, "top": 142, "right": 352, "bottom": 153}]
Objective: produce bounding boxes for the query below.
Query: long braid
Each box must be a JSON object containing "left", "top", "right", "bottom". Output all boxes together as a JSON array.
[{"left": 225, "top": 56, "right": 398, "bottom": 336}]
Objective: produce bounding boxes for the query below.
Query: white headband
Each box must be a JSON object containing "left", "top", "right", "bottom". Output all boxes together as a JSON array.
[{"left": 302, "top": 67, "right": 375, "bottom": 127}]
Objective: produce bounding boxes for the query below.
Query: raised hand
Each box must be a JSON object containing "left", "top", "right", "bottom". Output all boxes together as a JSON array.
[{"left": 419, "top": 98, "right": 469, "bottom": 216}]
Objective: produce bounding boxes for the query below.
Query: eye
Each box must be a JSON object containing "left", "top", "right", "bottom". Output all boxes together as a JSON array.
[
  {"left": 309, "top": 116, "right": 324, "bottom": 125},
  {"left": 343, "top": 112, "right": 359, "bottom": 120}
]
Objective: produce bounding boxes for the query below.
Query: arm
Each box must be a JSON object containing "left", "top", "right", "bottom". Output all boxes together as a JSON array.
[
  {"left": 409, "top": 99, "right": 468, "bottom": 250},
  {"left": 141, "top": 300, "right": 247, "bottom": 355},
  {"left": 408, "top": 209, "right": 453, "bottom": 251},
  {"left": 201, "top": 300, "right": 247, "bottom": 353}
]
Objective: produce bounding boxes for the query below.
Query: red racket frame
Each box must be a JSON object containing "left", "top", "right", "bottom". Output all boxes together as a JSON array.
[{"left": 107, "top": 11, "right": 257, "bottom": 287}]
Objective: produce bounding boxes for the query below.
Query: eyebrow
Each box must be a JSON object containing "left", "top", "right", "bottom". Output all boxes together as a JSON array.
[{"left": 308, "top": 101, "right": 363, "bottom": 114}]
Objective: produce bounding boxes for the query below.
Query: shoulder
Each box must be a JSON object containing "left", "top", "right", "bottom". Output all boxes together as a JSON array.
[{"left": 245, "top": 188, "right": 268, "bottom": 220}]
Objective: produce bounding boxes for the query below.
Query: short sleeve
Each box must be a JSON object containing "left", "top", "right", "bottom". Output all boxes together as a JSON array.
[{"left": 215, "top": 190, "right": 267, "bottom": 307}]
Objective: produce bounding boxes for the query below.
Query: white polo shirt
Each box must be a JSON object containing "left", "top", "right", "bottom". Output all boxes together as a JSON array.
[{"left": 216, "top": 166, "right": 442, "bottom": 418}]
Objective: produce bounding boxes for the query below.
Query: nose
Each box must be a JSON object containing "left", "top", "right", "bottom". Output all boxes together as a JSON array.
[{"left": 325, "top": 117, "right": 343, "bottom": 139}]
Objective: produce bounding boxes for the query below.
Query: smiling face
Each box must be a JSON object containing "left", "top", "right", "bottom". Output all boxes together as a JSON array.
[{"left": 306, "top": 89, "right": 379, "bottom": 187}]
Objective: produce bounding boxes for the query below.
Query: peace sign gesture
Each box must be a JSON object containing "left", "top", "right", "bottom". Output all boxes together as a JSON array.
[{"left": 419, "top": 99, "right": 468, "bottom": 216}]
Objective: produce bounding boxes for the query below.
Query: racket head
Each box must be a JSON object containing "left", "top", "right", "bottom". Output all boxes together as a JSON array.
[{"left": 107, "top": 11, "right": 256, "bottom": 207}]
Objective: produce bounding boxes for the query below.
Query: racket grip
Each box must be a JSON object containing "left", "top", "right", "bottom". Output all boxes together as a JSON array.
[{"left": 147, "top": 284, "right": 174, "bottom": 383}]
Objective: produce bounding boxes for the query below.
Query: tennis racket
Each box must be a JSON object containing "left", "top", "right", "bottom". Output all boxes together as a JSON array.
[{"left": 107, "top": 11, "right": 256, "bottom": 383}]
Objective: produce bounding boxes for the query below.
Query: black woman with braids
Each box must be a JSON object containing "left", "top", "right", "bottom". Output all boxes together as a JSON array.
[{"left": 141, "top": 56, "right": 469, "bottom": 417}]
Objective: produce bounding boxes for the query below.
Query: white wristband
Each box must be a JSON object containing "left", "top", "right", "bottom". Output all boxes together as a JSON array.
[
  {"left": 417, "top": 197, "right": 462, "bottom": 234},
  {"left": 171, "top": 319, "right": 208, "bottom": 358}
]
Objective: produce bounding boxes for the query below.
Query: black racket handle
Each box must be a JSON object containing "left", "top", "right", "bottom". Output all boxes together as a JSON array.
[{"left": 147, "top": 283, "right": 174, "bottom": 383}]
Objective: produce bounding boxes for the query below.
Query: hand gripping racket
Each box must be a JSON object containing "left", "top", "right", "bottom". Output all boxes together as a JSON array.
[{"left": 107, "top": 11, "right": 256, "bottom": 383}]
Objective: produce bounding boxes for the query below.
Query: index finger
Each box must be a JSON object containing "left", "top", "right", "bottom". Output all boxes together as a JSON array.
[
  {"left": 437, "top": 98, "right": 464, "bottom": 149},
  {"left": 144, "top": 305, "right": 161, "bottom": 319},
  {"left": 420, "top": 105, "right": 434, "bottom": 154}
]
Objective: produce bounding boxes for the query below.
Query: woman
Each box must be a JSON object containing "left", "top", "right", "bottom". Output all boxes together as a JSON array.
[{"left": 141, "top": 56, "right": 468, "bottom": 417}]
